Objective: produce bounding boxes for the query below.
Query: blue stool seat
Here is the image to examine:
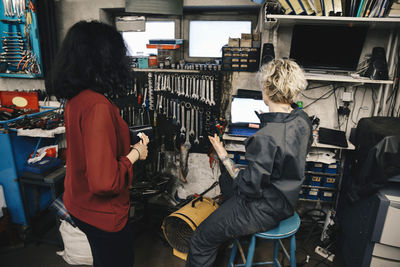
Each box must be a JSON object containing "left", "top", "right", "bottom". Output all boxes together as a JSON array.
[{"left": 228, "top": 212, "right": 300, "bottom": 267}]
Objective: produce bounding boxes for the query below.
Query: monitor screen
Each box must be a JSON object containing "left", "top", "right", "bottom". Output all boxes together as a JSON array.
[
  {"left": 231, "top": 97, "right": 269, "bottom": 124},
  {"left": 289, "top": 25, "right": 368, "bottom": 71}
]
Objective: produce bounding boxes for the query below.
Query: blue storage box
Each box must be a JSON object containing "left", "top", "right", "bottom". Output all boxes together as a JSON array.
[
  {"left": 237, "top": 154, "right": 247, "bottom": 165},
  {"left": 24, "top": 157, "right": 63, "bottom": 175},
  {"left": 306, "top": 188, "right": 319, "bottom": 200},
  {"left": 303, "top": 174, "right": 311, "bottom": 185},
  {"left": 323, "top": 177, "right": 336, "bottom": 188},
  {"left": 310, "top": 176, "right": 322, "bottom": 186},
  {"left": 311, "top": 162, "right": 324, "bottom": 173},
  {"left": 320, "top": 191, "right": 334, "bottom": 202},
  {"left": 325, "top": 163, "right": 338, "bottom": 174},
  {"left": 305, "top": 162, "right": 312, "bottom": 171},
  {"left": 138, "top": 57, "right": 149, "bottom": 68},
  {"left": 299, "top": 188, "right": 307, "bottom": 199}
]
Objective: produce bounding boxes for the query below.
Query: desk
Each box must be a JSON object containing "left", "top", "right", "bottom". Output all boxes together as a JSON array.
[
  {"left": 19, "top": 167, "right": 65, "bottom": 247},
  {"left": 223, "top": 133, "right": 355, "bottom": 209}
]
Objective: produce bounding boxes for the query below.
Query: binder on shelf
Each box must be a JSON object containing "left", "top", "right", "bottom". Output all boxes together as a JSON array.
[
  {"left": 363, "top": 0, "right": 376, "bottom": 16},
  {"left": 384, "top": 0, "right": 398, "bottom": 17},
  {"left": 278, "top": 0, "right": 295, "bottom": 14},
  {"left": 369, "top": 0, "right": 384, "bottom": 16},
  {"left": 307, "top": 0, "right": 319, "bottom": 13},
  {"left": 287, "top": 0, "right": 306, "bottom": 14},
  {"left": 341, "top": 0, "right": 348, "bottom": 15},
  {"left": 378, "top": 0, "right": 390, "bottom": 16},
  {"left": 350, "top": 0, "right": 362, "bottom": 15},
  {"left": 313, "top": 0, "right": 325, "bottom": 15},
  {"left": 323, "top": 0, "right": 335, "bottom": 14},
  {"left": 333, "top": 0, "right": 343, "bottom": 14},
  {"left": 299, "top": 0, "right": 316, "bottom": 14},
  {"left": 356, "top": 0, "right": 366, "bottom": 15}
]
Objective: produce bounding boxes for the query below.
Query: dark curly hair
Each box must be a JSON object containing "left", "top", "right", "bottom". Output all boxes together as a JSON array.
[{"left": 45, "top": 20, "right": 132, "bottom": 100}]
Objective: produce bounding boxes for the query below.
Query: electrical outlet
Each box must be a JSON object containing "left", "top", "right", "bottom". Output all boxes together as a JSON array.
[
  {"left": 342, "top": 92, "right": 353, "bottom": 102},
  {"left": 315, "top": 246, "right": 335, "bottom": 262}
]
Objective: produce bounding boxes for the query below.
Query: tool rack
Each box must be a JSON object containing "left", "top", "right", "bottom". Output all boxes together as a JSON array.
[{"left": 0, "top": 0, "right": 43, "bottom": 78}]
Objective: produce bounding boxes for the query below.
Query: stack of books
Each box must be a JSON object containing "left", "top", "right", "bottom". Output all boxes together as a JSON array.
[{"left": 276, "top": 0, "right": 397, "bottom": 17}]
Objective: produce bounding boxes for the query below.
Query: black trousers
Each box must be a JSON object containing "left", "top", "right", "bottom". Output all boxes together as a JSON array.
[
  {"left": 72, "top": 215, "right": 134, "bottom": 267},
  {"left": 185, "top": 171, "right": 293, "bottom": 267}
]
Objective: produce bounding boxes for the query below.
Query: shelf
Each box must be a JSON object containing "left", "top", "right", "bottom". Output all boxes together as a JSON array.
[
  {"left": 298, "top": 198, "right": 333, "bottom": 204},
  {"left": 302, "top": 185, "right": 336, "bottom": 191},
  {"left": 311, "top": 139, "right": 356, "bottom": 150},
  {"left": 305, "top": 171, "right": 339, "bottom": 177},
  {"left": 0, "top": 73, "right": 42, "bottom": 79},
  {"left": 305, "top": 72, "right": 393, "bottom": 85},
  {"left": 132, "top": 68, "right": 201, "bottom": 73},
  {"left": 146, "top": 44, "right": 181, "bottom": 49},
  {"left": 265, "top": 15, "right": 400, "bottom": 29},
  {"left": 223, "top": 134, "right": 356, "bottom": 150}
]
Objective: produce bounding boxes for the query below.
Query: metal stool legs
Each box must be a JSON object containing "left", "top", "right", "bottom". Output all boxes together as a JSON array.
[{"left": 228, "top": 234, "right": 297, "bottom": 267}]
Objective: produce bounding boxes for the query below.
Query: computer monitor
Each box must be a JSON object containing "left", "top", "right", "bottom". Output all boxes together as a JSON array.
[
  {"left": 290, "top": 25, "right": 368, "bottom": 72},
  {"left": 231, "top": 97, "right": 269, "bottom": 125}
]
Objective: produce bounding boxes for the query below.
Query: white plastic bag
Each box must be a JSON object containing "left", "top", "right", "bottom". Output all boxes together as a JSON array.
[
  {"left": 0, "top": 185, "right": 7, "bottom": 218},
  {"left": 56, "top": 220, "right": 93, "bottom": 265}
]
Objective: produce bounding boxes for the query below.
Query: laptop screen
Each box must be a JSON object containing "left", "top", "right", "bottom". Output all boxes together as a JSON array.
[{"left": 231, "top": 97, "right": 269, "bottom": 124}]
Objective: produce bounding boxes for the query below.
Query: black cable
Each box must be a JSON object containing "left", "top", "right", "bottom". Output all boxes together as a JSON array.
[
  {"left": 303, "top": 89, "right": 335, "bottom": 109},
  {"left": 307, "top": 84, "right": 333, "bottom": 91},
  {"left": 333, "top": 87, "right": 340, "bottom": 130},
  {"left": 350, "top": 86, "right": 359, "bottom": 125},
  {"left": 353, "top": 87, "right": 367, "bottom": 125},
  {"left": 371, "top": 85, "right": 376, "bottom": 117},
  {"left": 344, "top": 114, "right": 350, "bottom": 134}
]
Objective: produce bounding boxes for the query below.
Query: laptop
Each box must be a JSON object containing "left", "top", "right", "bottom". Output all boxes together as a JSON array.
[
  {"left": 229, "top": 95, "right": 269, "bottom": 137},
  {"left": 318, "top": 127, "right": 348, "bottom": 148}
]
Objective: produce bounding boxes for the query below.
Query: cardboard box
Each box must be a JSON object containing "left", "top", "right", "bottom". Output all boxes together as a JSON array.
[
  {"left": 241, "top": 33, "right": 252, "bottom": 40},
  {"left": 228, "top": 38, "right": 240, "bottom": 47},
  {"left": 240, "top": 39, "right": 252, "bottom": 48}
]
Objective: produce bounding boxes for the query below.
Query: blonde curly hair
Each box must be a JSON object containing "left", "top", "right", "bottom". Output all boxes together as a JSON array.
[{"left": 258, "top": 59, "right": 307, "bottom": 104}]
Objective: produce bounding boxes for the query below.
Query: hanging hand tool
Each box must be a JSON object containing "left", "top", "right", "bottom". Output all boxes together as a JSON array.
[
  {"left": 200, "top": 77, "right": 206, "bottom": 102},
  {"left": 194, "top": 106, "right": 199, "bottom": 145},
  {"left": 185, "top": 75, "right": 190, "bottom": 98},
  {"left": 210, "top": 77, "right": 216, "bottom": 106},
  {"left": 188, "top": 106, "right": 195, "bottom": 138},
  {"left": 176, "top": 100, "right": 181, "bottom": 126},
  {"left": 179, "top": 102, "right": 186, "bottom": 137}
]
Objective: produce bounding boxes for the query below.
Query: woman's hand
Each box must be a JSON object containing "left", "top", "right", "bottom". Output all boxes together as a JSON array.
[
  {"left": 127, "top": 133, "right": 149, "bottom": 163},
  {"left": 208, "top": 133, "right": 228, "bottom": 159}
]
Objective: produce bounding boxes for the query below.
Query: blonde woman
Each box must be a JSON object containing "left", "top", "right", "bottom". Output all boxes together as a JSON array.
[{"left": 186, "top": 59, "right": 313, "bottom": 267}]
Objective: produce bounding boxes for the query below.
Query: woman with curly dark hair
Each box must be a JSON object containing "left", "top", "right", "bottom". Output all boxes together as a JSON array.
[{"left": 46, "top": 21, "right": 148, "bottom": 267}]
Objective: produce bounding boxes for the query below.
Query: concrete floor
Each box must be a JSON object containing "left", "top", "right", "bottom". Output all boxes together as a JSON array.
[
  {"left": 0, "top": 210, "right": 345, "bottom": 267},
  {"left": 0, "top": 221, "right": 344, "bottom": 267}
]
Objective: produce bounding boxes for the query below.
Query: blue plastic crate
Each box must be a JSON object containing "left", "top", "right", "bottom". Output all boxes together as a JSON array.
[
  {"left": 306, "top": 188, "right": 319, "bottom": 200},
  {"left": 237, "top": 154, "right": 247, "bottom": 165},
  {"left": 299, "top": 188, "right": 307, "bottom": 199},
  {"left": 303, "top": 174, "right": 311, "bottom": 185},
  {"left": 325, "top": 163, "right": 338, "bottom": 174},
  {"left": 323, "top": 177, "right": 337, "bottom": 188},
  {"left": 310, "top": 176, "right": 322, "bottom": 186},
  {"left": 305, "top": 162, "right": 313, "bottom": 171},
  {"left": 320, "top": 191, "right": 334, "bottom": 202},
  {"left": 311, "top": 162, "right": 324, "bottom": 173},
  {"left": 138, "top": 57, "right": 149, "bottom": 69}
]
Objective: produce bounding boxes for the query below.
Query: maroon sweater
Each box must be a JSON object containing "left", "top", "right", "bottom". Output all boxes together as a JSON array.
[{"left": 64, "top": 89, "right": 133, "bottom": 232}]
